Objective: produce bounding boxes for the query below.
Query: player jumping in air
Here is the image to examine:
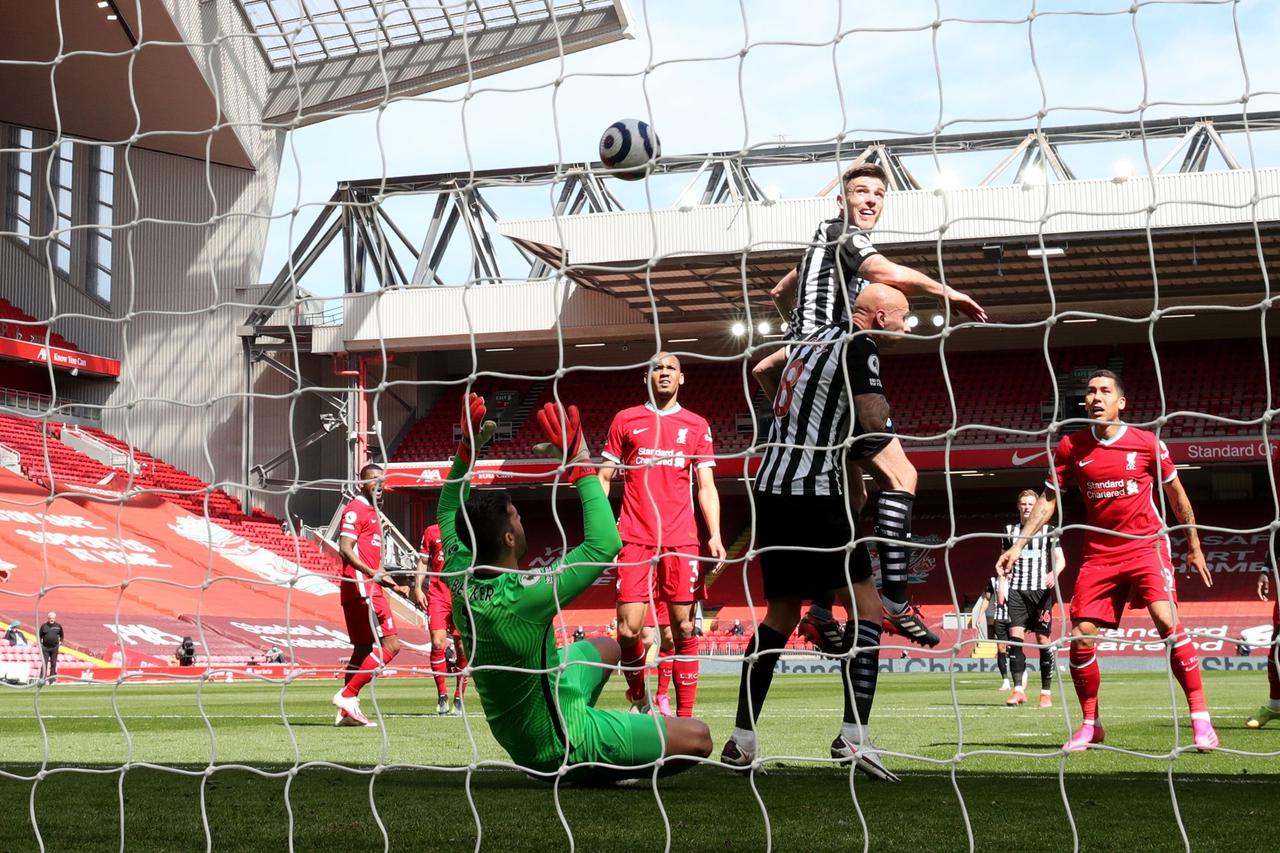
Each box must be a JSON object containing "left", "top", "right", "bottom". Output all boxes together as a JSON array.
[
  {"left": 333, "top": 463, "right": 410, "bottom": 727},
  {"left": 753, "top": 163, "right": 987, "bottom": 649},
  {"left": 997, "top": 370, "right": 1218, "bottom": 752},
  {"left": 440, "top": 393, "right": 711, "bottom": 780},
  {"left": 1001, "top": 489, "right": 1066, "bottom": 708},
  {"left": 415, "top": 523, "right": 468, "bottom": 715},
  {"left": 1246, "top": 570, "right": 1280, "bottom": 728},
  {"left": 599, "top": 353, "right": 725, "bottom": 718},
  {"left": 722, "top": 284, "right": 915, "bottom": 780}
]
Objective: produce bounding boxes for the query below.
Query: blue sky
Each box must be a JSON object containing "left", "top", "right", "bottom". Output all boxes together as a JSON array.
[{"left": 261, "top": 0, "right": 1280, "bottom": 296}]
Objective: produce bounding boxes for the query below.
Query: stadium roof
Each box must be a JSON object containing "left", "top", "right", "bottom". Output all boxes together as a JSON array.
[
  {"left": 243, "top": 0, "right": 634, "bottom": 125},
  {"left": 0, "top": 0, "right": 252, "bottom": 168},
  {"left": 499, "top": 168, "right": 1280, "bottom": 328},
  {"left": 238, "top": 0, "right": 621, "bottom": 69}
]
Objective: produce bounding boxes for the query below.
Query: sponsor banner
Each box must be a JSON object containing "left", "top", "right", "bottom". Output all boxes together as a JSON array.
[
  {"left": 384, "top": 458, "right": 560, "bottom": 490},
  {"left": 389, "top": 437, "right": 1279, "bottom": 488},
  {"left": 0, "top": 336, "right": 121, "bottom": 378}
]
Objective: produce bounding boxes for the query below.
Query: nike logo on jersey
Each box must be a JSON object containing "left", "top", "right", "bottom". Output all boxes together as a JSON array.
[
  {"left": 631, "top": 427, "right": 648, "bottom": 435},
  {"left": 1078, "top": 459, "right": 1094, "bottom": 468}
]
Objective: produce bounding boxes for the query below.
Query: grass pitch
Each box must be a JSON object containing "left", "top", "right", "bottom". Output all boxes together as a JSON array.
[{"left": 0, "top": 669, "right": 1277, "bottom": 851}]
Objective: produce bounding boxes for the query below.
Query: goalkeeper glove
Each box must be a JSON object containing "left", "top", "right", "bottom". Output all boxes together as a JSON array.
[
  {"left": 532, "top": 402, "right": 595, "bottom": 483},
  {"left": 457, "top": 391, "right": 497, "bottom": 465}
]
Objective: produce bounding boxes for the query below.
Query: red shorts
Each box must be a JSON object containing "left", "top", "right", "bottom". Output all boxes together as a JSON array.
[
  {"left": 426, "top": 576, "right": 455, "bottom": 635},
  {"left": 615, "top": 542, "right": 705, "bottom": 606},
  {"left": 342, "top": 591, "right": 397, "bottom": 645},
  {"left": 1070, "top": 547, "right": 1177, "bottom": 628}
]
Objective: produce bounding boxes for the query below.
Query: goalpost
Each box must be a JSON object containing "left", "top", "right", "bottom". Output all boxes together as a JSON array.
[{"left": 1, "top": 1, "right": 1279, "bottom": 850}]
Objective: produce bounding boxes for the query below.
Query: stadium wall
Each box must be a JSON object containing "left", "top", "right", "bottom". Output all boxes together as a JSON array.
[{"left": 1, "top": 2, "right": 289, "bottom": 510}]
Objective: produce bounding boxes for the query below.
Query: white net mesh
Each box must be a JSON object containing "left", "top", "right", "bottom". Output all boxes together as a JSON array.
[{"left": 1, "top": 0, "right": 1279, "bottom": 849}]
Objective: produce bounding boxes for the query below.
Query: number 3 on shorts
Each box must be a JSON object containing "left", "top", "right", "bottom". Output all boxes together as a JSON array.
[{"left": 689, "top": 560, "right": 699, "bottom": 595}]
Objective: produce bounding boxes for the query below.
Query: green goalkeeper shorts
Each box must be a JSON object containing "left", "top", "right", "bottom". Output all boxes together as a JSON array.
[{"left": 555, "top": 640, "right": 668, "bottom": 770}]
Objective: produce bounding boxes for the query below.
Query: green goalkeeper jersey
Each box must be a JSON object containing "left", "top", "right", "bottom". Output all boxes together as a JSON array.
[{"left": 438, "top": 455, "right": 623, "bottom": 770}]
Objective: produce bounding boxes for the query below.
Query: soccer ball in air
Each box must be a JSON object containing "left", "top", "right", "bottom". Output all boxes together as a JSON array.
[{"left": 598, "top": 118, "right": 660, "bottom": 180}]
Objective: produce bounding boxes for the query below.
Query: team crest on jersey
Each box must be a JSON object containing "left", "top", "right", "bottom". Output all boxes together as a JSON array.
[
  {"left": 519, "top": 565, "right": 553, "bottom": 587},
  {"left": 676, "top": 428, "right": 689, "bottom": 445},
  {"left": 867, "top": 354, "right": 880, "bottom": 376},
  {"left": 1125, "top": 451, "right": 1138, "bottom": 471}
]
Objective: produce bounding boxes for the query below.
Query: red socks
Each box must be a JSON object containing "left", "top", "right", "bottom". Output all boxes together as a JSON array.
[
  {"left": 655, "top": 647, "right": 674, "bottom": 697},
  {"left": 343, "top": 646, "right": 397, "bottom": 699},
  {"left": 431, "top": 646, "right": 448, "bottom": 696},
  {"left": 673, "top": 637, "right": 699, "bottom": 718},
  {"left": 1164, "top": 624, "right": 1208, "bottom": 714},
  {"left": 619, "top": 637, "right": 647, "bottom": 699},
  {"left": 454, "top": 651, "right": 469, "bottom": 701},
  {"left": 1069, "top": 643, "right": 1101, "bottom": 721}
]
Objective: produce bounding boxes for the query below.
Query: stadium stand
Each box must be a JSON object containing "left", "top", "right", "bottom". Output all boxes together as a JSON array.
[
  {"left": 0, "top": 414, "right": 334, "bottom": 576},
  {"left": 389, "top": 341, "right": 1279, "bottom": 463},
  {"left": 0, "top": 297, "right": 80, "bottom": 352},
  {"left": 0, "top": 414, "right": 117, "bottom": 487}
]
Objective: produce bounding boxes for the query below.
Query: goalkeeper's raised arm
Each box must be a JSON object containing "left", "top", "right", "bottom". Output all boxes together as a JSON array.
[
  {"left": 438, "top": 396, "right": 621, "bottom": 612},
  {"left": 434, "top": 395, "right": 711, "bottom": 781}
]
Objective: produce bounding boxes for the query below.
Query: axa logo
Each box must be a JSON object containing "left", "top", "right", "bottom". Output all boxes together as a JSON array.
[{"left": 416, "top": 469, "right": 443, "bottom": 483}]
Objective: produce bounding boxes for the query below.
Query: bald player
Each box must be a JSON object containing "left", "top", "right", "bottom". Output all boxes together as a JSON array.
[
  {"left": 791, "top": 282, "right": 942, "bottom": 650},
  {"left": 723, "top": 284, "right": 915, "bottom": 776},
  {"left": 600, "top": 353, "right": 724, "bottom": 718},
  {"left": 752, "top": 164, "right": 983, "bottom": 649}
]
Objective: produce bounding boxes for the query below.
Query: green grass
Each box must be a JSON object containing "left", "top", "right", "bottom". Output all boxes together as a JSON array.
[{"left": 1, "top": 670, "right": 1277, "bottom": 851}]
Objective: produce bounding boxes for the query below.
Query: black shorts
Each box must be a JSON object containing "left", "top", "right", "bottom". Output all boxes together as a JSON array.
[
  {"left": 991, "top": 619, "right": 1010, "bottom": 642},
  {"left": 754, "top": 490, "right": 871, "bottom": 600},
  {"left": 1007, "top": 588, "right": 1054, "bottom": 634}
]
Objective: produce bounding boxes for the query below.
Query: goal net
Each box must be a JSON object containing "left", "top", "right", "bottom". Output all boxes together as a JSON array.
[{"left": 1, "top": 0, "right": 1278, "bottom": 849}]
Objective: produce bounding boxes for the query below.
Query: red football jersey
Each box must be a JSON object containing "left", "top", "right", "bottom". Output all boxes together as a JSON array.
[
  {"left": 421, "top": 524, "right": 451, "bottom": 610},
  {"left": 602, "top": 403, "right": 714, "bottom": 548},
  {"left": 339, "top": 495, "right": 383, "bottom": 603},
  {"left": 1048, "top": 423, "right": 1177, "bottom": 563}
]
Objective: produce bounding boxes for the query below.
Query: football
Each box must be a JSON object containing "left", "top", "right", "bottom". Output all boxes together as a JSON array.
[{"left": 598, "top": 118, "right": 660, "bottom": 180}]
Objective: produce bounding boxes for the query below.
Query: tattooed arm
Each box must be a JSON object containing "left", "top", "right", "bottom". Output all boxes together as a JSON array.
[{"left": 1163, "top": 476, "right": 1211, "bottom": 588}]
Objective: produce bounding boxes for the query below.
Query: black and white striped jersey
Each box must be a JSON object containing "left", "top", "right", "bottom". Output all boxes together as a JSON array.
[
  {"left": 755, "top": 323, "right": 856, "bottom": 497},
  {"left": 985, "top": 576, "right": 1009, "bottom": 623},
  {"left": 1001, "top": 522, "right": 1058, "bottom": 591},
  {"left": 787, "top": 217, "right": 882, "bottom": 338}
]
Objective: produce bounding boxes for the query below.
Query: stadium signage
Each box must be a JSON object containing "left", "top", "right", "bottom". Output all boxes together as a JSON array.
[
  {"left": 0, "top": 336, "right": 121, "bottom": 377},
  {"left": 387, "top": 437, "right": 1280, "bottom": 488}
]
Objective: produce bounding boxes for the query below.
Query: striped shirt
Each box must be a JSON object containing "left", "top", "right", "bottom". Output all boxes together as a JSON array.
[
  {"left": 985, "top": 576, "right": 1009, "bottom": 623},
  {"left": 788, "top": 217, "right": 882, "bottom": 338},
  {"left": 1001, "top": 522, "right": 1057, "bottom": 591},
  {"left": 755, "top": 323, "right": 852, "bottom": 497}
]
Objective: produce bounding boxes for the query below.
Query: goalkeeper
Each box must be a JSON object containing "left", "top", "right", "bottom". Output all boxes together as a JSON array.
[{"left": 438, "top": 394, "right": 712, "bottom": 780}]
